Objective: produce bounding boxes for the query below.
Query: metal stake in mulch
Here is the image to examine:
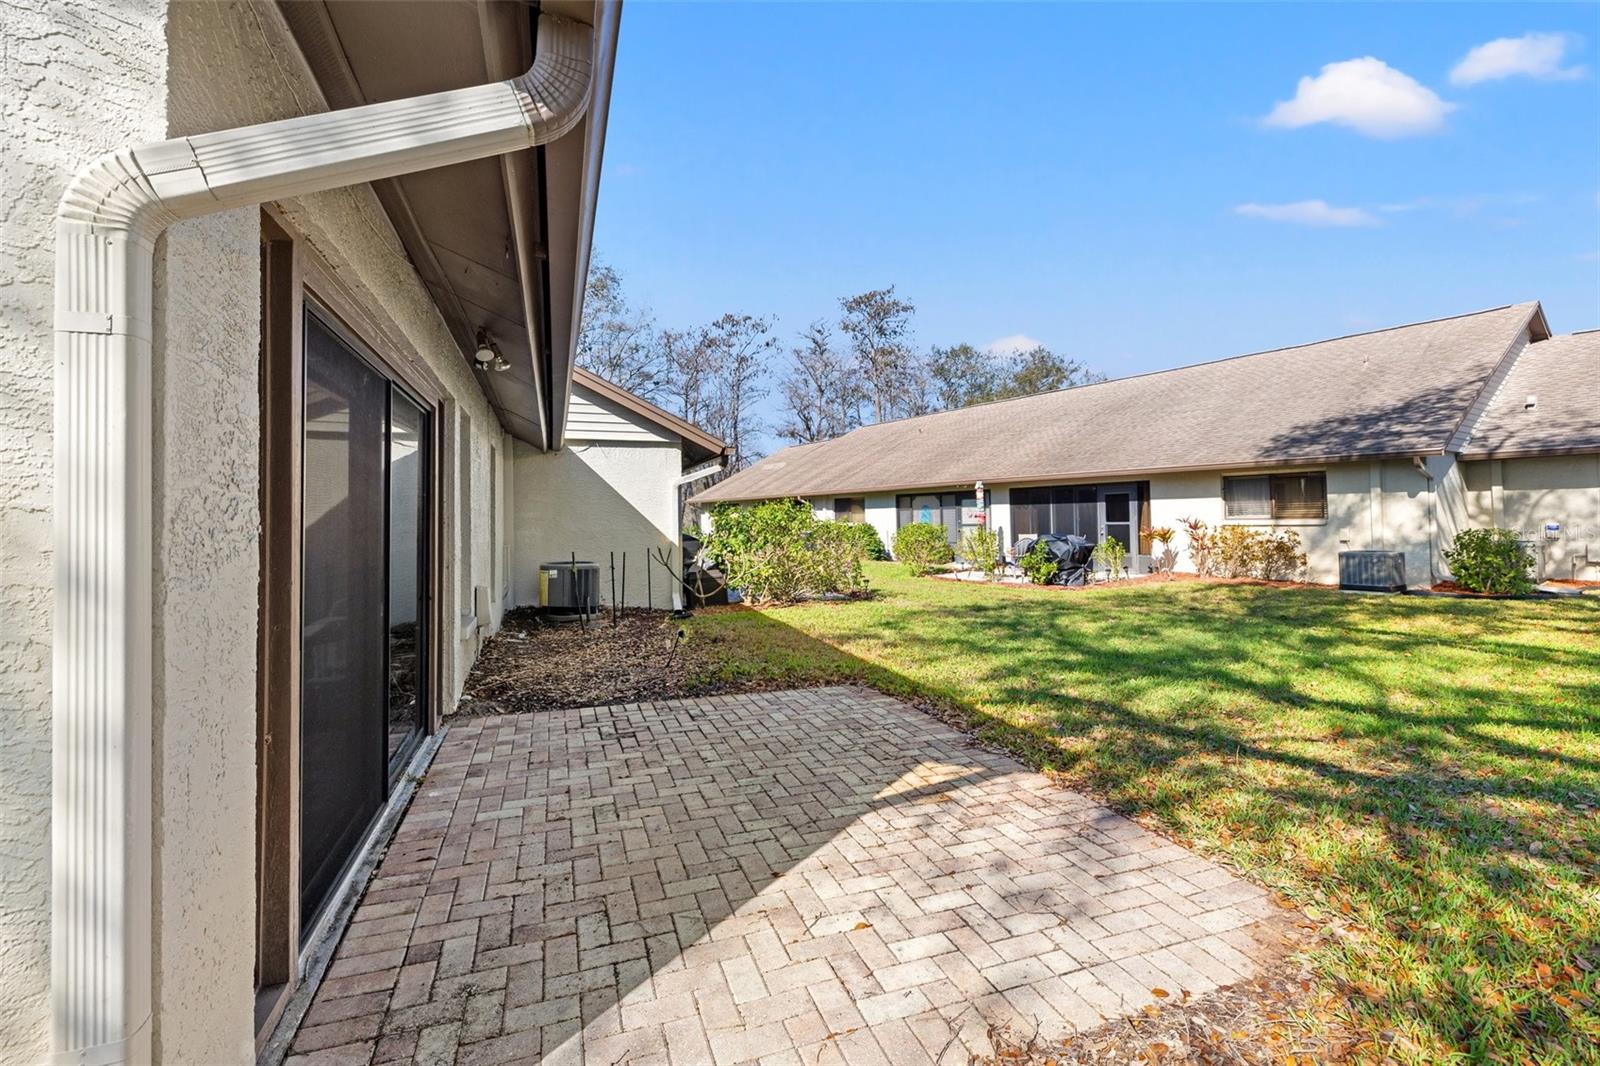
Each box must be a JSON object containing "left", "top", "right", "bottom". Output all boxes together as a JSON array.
[
  {"left": 571, "top": 551, "right": 587, "bottom": 631},
  {"left": 609, "top": 551, "right": 617, "bottom": 628}
]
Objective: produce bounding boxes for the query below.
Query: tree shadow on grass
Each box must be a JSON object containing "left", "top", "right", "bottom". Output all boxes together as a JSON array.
[{"left": 678, "top": 579, "right": 1600, "bottom": 1060}]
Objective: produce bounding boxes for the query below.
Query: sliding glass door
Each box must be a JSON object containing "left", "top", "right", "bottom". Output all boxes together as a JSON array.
[
  {"left": 386, "top": 391, "right": 428, "bottom": 776},
  {"left": 300, "top": 307, "right": 430, "bottom": 932}
]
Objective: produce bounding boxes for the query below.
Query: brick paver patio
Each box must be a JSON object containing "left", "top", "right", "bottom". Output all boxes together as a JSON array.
[{"left": 286, "top": 687, "right": 1282, "bottom": 1065}]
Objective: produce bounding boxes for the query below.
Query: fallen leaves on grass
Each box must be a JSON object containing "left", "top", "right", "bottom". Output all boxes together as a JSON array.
[{"left": 977, "top": 965, "right": 1353, "bottom": 1065}]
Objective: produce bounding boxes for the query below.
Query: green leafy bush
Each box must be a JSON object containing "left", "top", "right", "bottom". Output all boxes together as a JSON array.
[
  {"left": 1180, "top": 518, "right": 1307, "bottom": 580},
  {"left": 702, "top": 500, "right": 867, "bottom": 603},
  {"left": 1444, "top": 528, "right": 1534, "bottom": 595},
  {"left": 893, "top": 522, "right": 954, "bottom": 576},
  {"left": 808, "top": 522, "right": 869, "bottom": 597},
  {"left": 1091, "top": 536, "right": 1128, "bottom": 580},
  {"left": 839, "top": 520, "right": 889, "bottom": 561},
  {"left": 1018, "top": 540, "right": 1059, "bottom": 585},
  {"left": 958, "top": 525, "right": 1002, "bottom": 578}
]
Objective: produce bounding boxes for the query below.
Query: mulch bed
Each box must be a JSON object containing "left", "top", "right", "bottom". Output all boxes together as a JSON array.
[
  {"left": 455, "top": 607, "right": 693, "bottom": 715},
  {"left": 933, "top": 571, "right": 1335, "bottom": 594}
]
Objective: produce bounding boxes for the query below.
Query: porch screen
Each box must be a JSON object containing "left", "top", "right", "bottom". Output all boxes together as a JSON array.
[{"left": 1012, "top": 485, "right": 1097, "bottom": 540}]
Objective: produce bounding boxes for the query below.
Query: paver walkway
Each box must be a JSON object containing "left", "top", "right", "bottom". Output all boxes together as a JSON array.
[{"left": 287, "top": 687, "right": 1282, "bottom": 1066}]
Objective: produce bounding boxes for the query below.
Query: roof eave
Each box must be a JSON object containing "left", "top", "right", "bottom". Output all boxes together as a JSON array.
[
  {"left": 689, "top": 448, "right": 1451, "bottom": 504},
  {"left": 573, "top": 366, "right": 728, "bottom": 459},
  {"left": 1458, "top": 445, "right": 1600, "bottom": 462}
]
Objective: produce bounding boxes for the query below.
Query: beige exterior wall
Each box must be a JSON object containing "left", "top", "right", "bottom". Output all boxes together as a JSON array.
[
  {"left": 807, "top": 492, "right": 902, "bottom": 556},
  {"left": 1148, "top": 460, "right": 1441, "bottom": 586},
  {"left": 795, "top": 451, "right": 1600, "bottom": 589},
  {"left": 512, "top": 380, "right": 688, "bottom": 610},
  {"left": 512, "top": 440, "right": 684, "bottom": 610},
  {"left": 0, "top": 2, "right": 512, "bottom": 1061},
  {"left": 1, "top": 1, "right": 171, "bottom": 1058},
  {"left": 1461, "top": 454, "right": 1600, "bottom": 581}
]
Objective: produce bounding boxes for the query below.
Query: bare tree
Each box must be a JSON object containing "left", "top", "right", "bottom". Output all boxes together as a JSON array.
[
  {"left": 699, "top": 313, "right": 776, "bottom": 470},
  {"left": 839, "top": 287, "right": 923, "bottom": 423},
  {"left": 658, "top": 327, "right": 717, "bottom": 427},
  {"left": 576, "top": 257, "right": 665, "bottom": 401},
  {"left": 777, "top": 321, "right": 862, "bottom": 444}
]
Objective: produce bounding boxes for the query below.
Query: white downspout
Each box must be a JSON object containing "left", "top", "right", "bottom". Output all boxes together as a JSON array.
[{"left": 50, "top": 13, "right": 599, "bottom": 1064}]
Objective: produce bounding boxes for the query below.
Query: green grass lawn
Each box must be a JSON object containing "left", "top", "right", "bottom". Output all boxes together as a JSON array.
[{"left": 683, "top": 563, "right": 1600, "bottom": 1064}]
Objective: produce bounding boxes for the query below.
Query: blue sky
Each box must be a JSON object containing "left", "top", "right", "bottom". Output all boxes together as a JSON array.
[{"left": 592, "top": 2, "right": 1600, "bottom": 454}]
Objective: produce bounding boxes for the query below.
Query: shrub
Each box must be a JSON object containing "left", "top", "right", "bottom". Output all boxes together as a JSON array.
[
  {"left": 808, "top": 521, "right": 869, "bottom": 597},
  {"left": 1142, "top": 525, "right": 1177, "bottom": 573},
  {"left": 893, "top": 522, "right": 954, "bottom": 576},
  {"left": 1143, "top": 526, "right": 1176, "bottom": 547},
  {"left": 1180, "top": 518, "right": 1306, "bottom": 580},
  {"left": 1444, "top": 528, "right": 1534, "bottom": 595},
  {"left": 703, "top": 498, "right": 812, "bottom": 566},
  {"left": 840, "top": 520, "right": 889, "bottom": 561},
  {"left": 958, "top": 525, "right": 1002, "bottom": 578},
  {"left": 1178, "top": 516, "right": 1215, "bottom": 575},
  {"left": 1091, "top": 536, "right": 1128, "bottom": 580},
  {"left": 1018, "top": 540, "right": 1059, "bottom": 585},
  {"left": 702, "top": 499, "right": 868, "bottom": 603}
]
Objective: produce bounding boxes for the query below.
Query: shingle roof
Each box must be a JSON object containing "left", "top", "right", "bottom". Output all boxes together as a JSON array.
[
  {"left": 1458, "top": 331, "right": 1600, "bottom": 459},
  {"left": 694, "top": 302, "right": 1546, "bottom": 503}
]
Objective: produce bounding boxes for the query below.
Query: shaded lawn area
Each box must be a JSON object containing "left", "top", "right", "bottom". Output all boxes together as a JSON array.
[{"left": 682, "top": 562, "right": 1600, "bottom": 1064}]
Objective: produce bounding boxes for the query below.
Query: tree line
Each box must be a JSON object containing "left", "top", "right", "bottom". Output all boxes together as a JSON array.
[{"left": 576, "top": 257, "right": 1103, "bottom": 470}]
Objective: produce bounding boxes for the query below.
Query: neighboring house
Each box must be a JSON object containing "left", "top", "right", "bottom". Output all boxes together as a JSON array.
[
  {"left": 694, "top": 303, "right": 1600, "bottom": 586},
  {"left": 0, "top": 2, "right": 624, "bottom": 1063},
  {"left": 512, "top": 367, "right": 727, "bottom": 608}
]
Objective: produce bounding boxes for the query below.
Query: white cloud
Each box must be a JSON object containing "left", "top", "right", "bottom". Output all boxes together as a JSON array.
[
  {"left": 982, "top": 334, "right": 1045, "bottom": 357},
  {"left": 1233, "top": 200, "right": 1380, "bottom": 227},
  {"left": 1263, "top": 57, "right": 1455, "bottom": 138},
  {"left": 1450, "top": 33, "right": 1586, "bottom": 86}
]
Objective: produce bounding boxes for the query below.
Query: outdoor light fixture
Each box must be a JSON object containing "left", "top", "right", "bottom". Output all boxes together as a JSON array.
[{"left": 474, "top": 328, "right": 511, "bottom": 372}]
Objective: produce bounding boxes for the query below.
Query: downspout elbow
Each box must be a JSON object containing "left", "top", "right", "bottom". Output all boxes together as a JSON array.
[
  {"left": 49, "top": 10, "right": 596, "bottom": 1064},
  {"left": 56, "top": 13, "right": 594, "bottom": 237}
]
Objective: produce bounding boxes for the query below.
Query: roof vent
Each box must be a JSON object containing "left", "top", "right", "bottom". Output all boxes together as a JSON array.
[{"left": 1524, "top": 394, "right": 1538, "bottom": 410}]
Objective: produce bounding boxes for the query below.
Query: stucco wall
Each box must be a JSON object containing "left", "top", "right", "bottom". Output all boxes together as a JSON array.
[
  {"left": 0, "top": 1, "right": 170, "bottom": 1060},
  {"left": 794, "top": 461, "right": 1457, "bottom": 585},
  {"left": 807, "top": 491, "right": 947, "bottom": 559},
  {"left": 1147, "top": 460, "right": 1439, "bottom": 585},
  {"left": 0, "top": 0, "right": 515, "bottom": 1060},
  {"left": 1462, "top": 454, "right": 1600, "bottom": 580},
  {"left": 512, "top": 440, "right": 684, "bottom": 609},
  {"left": 149, "top": 208, "right": 262, "bottom": 1065}
]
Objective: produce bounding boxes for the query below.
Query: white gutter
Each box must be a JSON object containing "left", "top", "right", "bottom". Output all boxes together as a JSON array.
[
  {"left": 50, "top": 13, "right": 598, "bottom": 1064},
  {"left": 674, "top": 456, "right": 729, "bottom": 487}
]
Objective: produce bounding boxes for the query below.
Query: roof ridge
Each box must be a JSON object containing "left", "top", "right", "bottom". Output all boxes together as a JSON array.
[
  {"left": 814, "top": 300, "right": 1533, "bottom": 439},
  {"left": 1445, "top": 304, "right": 1541, "bottom": 453}
]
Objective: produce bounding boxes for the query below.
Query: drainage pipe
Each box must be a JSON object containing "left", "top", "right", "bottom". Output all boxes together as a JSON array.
[{"left": 50, "top": 11, "right": 602, "bottom": 1063}]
